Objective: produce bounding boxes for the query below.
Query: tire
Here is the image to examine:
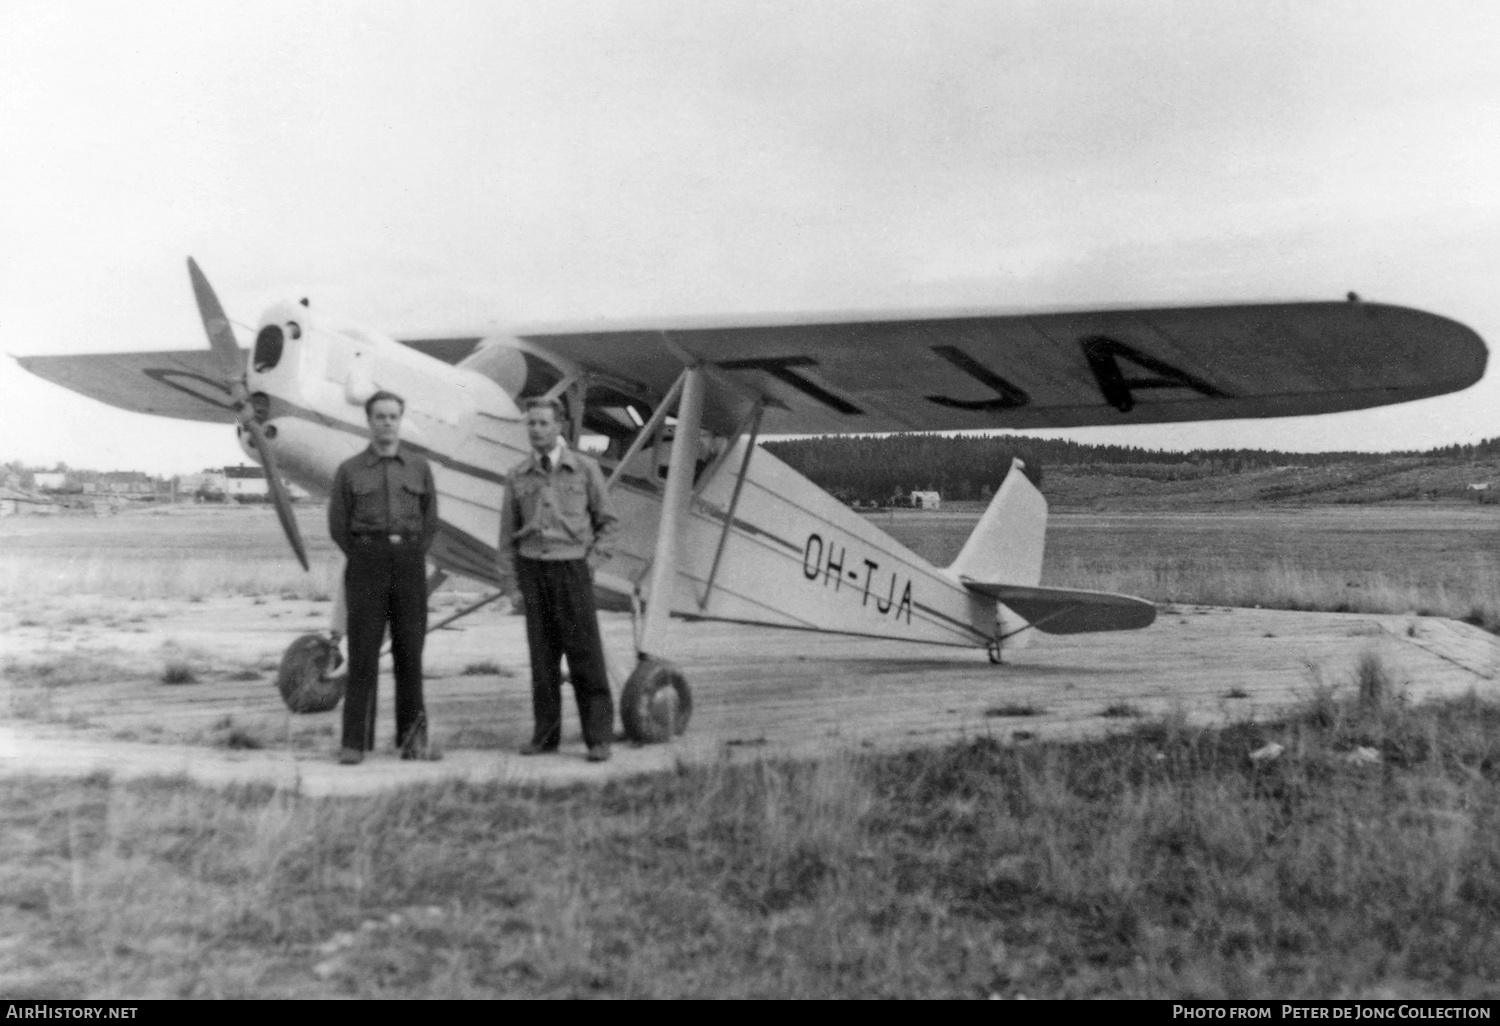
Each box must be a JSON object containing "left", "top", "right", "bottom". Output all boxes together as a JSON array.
[
  {"left": 276, "top": 633, "right": 346, "bottom": 714},
  {"left": 620, "top": 657, "right": 692, "bottom": 744}
]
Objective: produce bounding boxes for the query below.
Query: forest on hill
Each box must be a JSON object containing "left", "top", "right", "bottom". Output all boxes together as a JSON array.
[{"left": 760, "top": 433, "right": 1500, "bottom": 505}]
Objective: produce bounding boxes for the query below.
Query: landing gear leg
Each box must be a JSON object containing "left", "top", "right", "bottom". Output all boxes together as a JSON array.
[{"left": 621, "top": 366, "right": 705, "bottom": 744}]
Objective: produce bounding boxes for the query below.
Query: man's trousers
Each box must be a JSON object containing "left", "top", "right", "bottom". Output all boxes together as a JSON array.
[
  {"left": 343, "top": 538, "right": 428, "bottom": 752},
  {"left": 516, "top": 557, "right": 614, "bottom": 748}
]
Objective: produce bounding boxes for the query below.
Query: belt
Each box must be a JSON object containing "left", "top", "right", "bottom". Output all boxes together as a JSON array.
[{"left": 352, "top": 533, "right": 415, "bottom": 544}]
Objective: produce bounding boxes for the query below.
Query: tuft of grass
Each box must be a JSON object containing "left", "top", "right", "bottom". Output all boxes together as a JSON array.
[
  {"left": 1353, "top": 648, "right": 1398, "bottom": 711},
  {"left": 159, "top": 661, "right": 198, "bottom": 686},
  {"left": 1100, "top": 702, "right": 1141, "bottom": 718},
  {"left": 1223, "top": 687, "right": 1249, "bottom": 699},
  {"left": 460, "top": 660, "right": 512, "bottom": 677},
  {"left": 985, "top": 703, "right": 1045, "bottom": 718},
  {"left": 224, "top": 669, "right": 262, "bottom": 682},
  {"left": 222, "top": 729, "right": 264, "bottom": 751}
]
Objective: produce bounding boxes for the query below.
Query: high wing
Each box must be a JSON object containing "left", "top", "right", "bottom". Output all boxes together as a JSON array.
[
  {"left": 519, "top": 301, "right": 1486, "bottom": 435},
  {"left": 19, "top": 302, "right": 1484, "bottom": 435},
  {"left": 15, "top": 349, "right": 243, "bottom": 423},
  {"left": 13, "top": 338, "right": 485, "bottom": 425}
]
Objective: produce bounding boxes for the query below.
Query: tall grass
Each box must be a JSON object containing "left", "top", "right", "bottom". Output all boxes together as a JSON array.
[
  {"left": 6, "top": 673, "right": 1500, "bottom": 998},
  {"left": 0, "top": 507, "right": 332, "bottom": 601},
  {"left": 0, "top": 552, "right": 326, "bottom": 601},
  {"left": 1050, "top": 555, "right": 1500, "bottom": 630},
  {"left": 878, "top": 509, "right": 1500, "bottom": 632}
]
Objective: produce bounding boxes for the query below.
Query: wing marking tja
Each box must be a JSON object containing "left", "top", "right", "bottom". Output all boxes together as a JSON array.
[{"left": 15, "top": 262, "right": 1487, "bottom": 742}]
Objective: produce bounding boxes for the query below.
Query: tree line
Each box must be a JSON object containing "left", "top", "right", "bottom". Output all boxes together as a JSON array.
[{"left": 759, "top": 434, "right": 1500, "bottom": 505}]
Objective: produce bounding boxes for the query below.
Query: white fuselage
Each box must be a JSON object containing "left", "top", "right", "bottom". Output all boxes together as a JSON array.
[{"left": 239, "top": 301, "right": 1007, "bottom": 649}]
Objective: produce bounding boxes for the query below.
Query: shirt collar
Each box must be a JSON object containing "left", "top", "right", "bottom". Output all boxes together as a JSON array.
[
  {"left": 530, "top": 441, "right": 573, "bottom": 471},
  {"left": 362, "top": 444, "right": 406, "bottom": 465}
]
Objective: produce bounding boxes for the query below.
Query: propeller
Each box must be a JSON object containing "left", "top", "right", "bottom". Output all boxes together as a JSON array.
[{"left": 187, "top": 258, "right": 310, "bottom": 572}]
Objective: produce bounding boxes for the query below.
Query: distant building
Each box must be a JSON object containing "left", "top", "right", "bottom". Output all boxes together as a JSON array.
[
  {"left": 179, "top": 470, "right": 227, "bottom": 498},
  {"left": 97, "top": 471, "right": 155, "bottom": 495},
  {"left": 0, "top": 487, "right": 59, "bottom": 516},
  {"left": 910, "top": 490, "right": 941, "bottom": 510},
  {"left": 33, "top": 472, "right": 67, "bottom": 492},
  {"left": 224, "top": 465, "right": 269, "bottom": 500}
]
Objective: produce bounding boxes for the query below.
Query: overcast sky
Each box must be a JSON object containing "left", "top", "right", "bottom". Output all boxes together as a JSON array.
[{"left": 4, "top": 1, "right": 1500, "bottom": 475}]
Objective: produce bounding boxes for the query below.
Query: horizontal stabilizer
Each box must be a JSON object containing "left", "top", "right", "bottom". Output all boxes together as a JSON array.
[{"left": 962, "top": 578, "right": 1157, "bottom": 634}]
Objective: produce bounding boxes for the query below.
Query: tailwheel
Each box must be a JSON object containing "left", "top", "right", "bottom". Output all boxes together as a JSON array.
[
  {"left": 275, "top": 634, "right": 346, "bottom": 713},
  {"left": 620, "top": 657, "right": 693, "bottom": 743}
]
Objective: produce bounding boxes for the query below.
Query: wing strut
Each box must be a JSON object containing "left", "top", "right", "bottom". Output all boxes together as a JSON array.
[
  {"left": 606, "top": 372, "right": 685, "bottom": 494},
  {"left": 636, "top": 365, "right": 706, "bottom": 659},
  {"left": 698, "top": 401, "right": 764, "bottom": 610}
]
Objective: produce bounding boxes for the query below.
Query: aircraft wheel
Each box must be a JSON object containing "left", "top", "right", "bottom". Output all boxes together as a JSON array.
[
  {"left": 276, "top": 634, "right": 346, "bottom": 714},
  {"left": 620, "top": 657, "right": 692, "bottom": 744}
]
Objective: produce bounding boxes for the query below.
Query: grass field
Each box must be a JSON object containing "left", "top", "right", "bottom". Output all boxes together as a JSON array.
[
  {"left": 7, "top": 502, "right": 1500, "bottom": 631},
  {"left": 877, "top": 505, "right": 1500, "bottom": 632},
  {"left": 0, "top": 506, "right": 339, "bottom": 602},
  {"left": 6, "top": 502, "right": 1500, "bottom": 996},
  {"left": 4, "top": 674, "right": 1499, "bottom": 998}
]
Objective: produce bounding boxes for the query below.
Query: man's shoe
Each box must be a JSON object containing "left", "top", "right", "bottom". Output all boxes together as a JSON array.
[
  {"left": 586, "top": 743, "right": 611, "bottom": 763},
  {"left": 518, "top": 741, "right": 557, "bottom": 756},
  {"left": 399, "top": 717, "right": 437, "bottom": 761},
  {"left": 338, "top": 747, "right": 364, "bottom": 765}
]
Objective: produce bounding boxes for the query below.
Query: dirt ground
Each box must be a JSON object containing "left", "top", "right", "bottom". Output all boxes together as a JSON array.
[{"left": 4, "top": 585, "right": 1498, "bottom": 796}]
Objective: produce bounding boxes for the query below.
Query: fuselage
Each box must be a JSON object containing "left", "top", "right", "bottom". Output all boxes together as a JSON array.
[{"left": 240, "top": 301, "right": 1007, "bottom": 649}]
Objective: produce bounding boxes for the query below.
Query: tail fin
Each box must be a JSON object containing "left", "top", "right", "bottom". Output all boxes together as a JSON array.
[{"left": 946, "top": 459, "right": 1046, "bottom": 586}]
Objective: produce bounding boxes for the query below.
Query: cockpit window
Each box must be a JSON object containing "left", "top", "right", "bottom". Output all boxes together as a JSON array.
[
  {"left": 581, "top": 383, "right": 652, "bottom": 460},
  {"left": 253, "top": 325, "right": 284, "bottom": 372},
  {"left": 517, "top": 352, "right": 564, "bottom": 399}
]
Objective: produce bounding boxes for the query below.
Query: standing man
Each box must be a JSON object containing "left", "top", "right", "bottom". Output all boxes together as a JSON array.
[
  {"left": 328, "top": 390, "right": 440, "bottom": 765},
  {"left": 498, "top": 397, "right": 618, "bottom": 762}
]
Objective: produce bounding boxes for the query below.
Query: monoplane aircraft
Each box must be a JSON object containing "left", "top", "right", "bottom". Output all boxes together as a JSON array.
[{"left": 17, "top": 261, "right": 1488, "bottom": 740}]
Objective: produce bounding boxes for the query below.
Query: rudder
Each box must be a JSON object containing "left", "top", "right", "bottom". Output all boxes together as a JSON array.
[{"left": 946, "top": 459, "right": 1046, "bottom": 587}]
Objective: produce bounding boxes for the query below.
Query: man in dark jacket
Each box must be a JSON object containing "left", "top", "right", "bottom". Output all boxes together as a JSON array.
[
  {"left": 328, "top": 390, "right": 440, "bottom": 764},
  {"left": 498, "top": 397, "right": 618, "bottom": 762}
]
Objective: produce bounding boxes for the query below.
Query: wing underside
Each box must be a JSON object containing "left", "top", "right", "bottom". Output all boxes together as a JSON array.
[
  {"left": 520, "top": 301, "right": 1487, "bottom": 436},
  {"left": 18, "top": 302, "right": 1485, "bottom": 437},
  {"left": 15, "top": 349, "right": 243, "bottom": 423},
  {"left": 14, "top": 338, "right": 482, "bottom": 425}
]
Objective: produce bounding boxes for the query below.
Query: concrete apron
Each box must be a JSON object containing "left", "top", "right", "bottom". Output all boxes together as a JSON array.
[{"left": 3, "top": 604, "right": 1497, "bottom": 798}]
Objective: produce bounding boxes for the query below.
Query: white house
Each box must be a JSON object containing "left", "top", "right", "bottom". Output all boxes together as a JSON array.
[
  {"left": 223, "top": 465, "right": 269, "bottom": 500},
  {"left": 910, "top": 490, "right": 941, "bottom": 510}
]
